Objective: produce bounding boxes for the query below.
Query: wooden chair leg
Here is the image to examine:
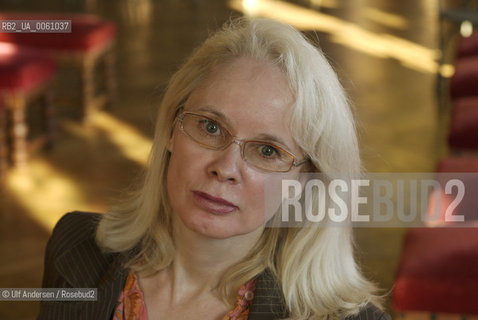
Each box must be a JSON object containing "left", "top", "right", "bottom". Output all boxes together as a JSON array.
[
  {"left": 0, "top": 105, "right": 8, "bottom": 181},
  {"left": 104, "top": 49, "right": 117, "bottom": 108},
  {"left": 82, "top": 57, "right": 95, "bottom": 124},
  {"left": 43, "top": 86, "right": 55, "bottom": 148},
  {"left": 6, "top": 95, "right": 28, "bottom": 168}
]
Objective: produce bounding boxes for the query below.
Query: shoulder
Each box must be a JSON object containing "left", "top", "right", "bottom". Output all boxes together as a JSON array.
[
  {"left": 40, "top": 212, "right": 129, "bottom": 319},
  {"left": 345, "top": 304, "right": 391, "bottom": 320},
  {"left": 53, "top": 211, "right": 101, "bottom": 236},
  {"left": 47, "top": 211, "right": 101, "bottom": 257},
  {"left": 42, "top": 211, "right": 110, "bottom": 288}
]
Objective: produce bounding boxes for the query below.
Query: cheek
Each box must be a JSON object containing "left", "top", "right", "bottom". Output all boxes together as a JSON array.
[
  {"left": 242, "top": 174, "right": 269, "bottom": 223},
  {"left": 261, "top": 174, "right": 297, "bottom": 223},
  {"left": 168, "top": 132, "right": 197, "bottom": 179},
  {"left": 166, "top": 133, "right": 209, "bottom": 209},
  {"left": 166, "top": 136, "right": 191, "bottom": 205},
  {"left": 166, "top": 155, "right": 181, "bottom": 210}
]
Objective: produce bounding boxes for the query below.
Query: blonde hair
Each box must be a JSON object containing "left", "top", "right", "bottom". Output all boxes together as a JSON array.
[{"left": 97, "top": 17, "right": 381, "bottom": 319}]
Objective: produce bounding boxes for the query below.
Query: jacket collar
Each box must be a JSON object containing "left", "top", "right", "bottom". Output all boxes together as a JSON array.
[
  {"left": 248, "top": 270, "right": 289, "bottom": 320},
  {"left": 54, "top": 235, "right": 129, "bottom": 319},
  {"left": 55, "top": 237, "right": 287, "bottom": 319}
]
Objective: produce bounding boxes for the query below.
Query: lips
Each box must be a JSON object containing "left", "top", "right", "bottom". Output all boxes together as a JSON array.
[{"left": 192, "top": 191, "right": 238, "bottom": 214}]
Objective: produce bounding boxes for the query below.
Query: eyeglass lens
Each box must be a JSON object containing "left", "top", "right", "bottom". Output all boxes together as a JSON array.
[{"left": 180, "top": 113, "right": 295, "bottom": 172}]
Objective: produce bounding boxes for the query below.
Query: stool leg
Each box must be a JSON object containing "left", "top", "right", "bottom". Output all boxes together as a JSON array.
[
  {"left": 0, "top": 106, "right": 8, "bottom": 181},
  {"left": 7, "top": 96, "right": 28, "bottom": 167},
  {"left": 82, "top": 57, "right": 95, "bottom": 124},
  {"left": 104, "top": 48, "right": 117, "bottom": 108},
  {"left": 43, "top": 86, "right": 55, "bottom": 148}
]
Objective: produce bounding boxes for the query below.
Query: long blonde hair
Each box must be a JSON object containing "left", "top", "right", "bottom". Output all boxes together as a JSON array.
[{"left": 96, "top": 17, "right": 381, "bottom": 319}]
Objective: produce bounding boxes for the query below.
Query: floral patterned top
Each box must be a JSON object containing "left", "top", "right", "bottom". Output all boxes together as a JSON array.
[{"left": 112, "top": 270, "right": 258, "bottom": 320}]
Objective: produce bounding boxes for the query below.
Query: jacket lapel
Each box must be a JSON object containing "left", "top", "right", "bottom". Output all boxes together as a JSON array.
[
  {"left": 54, "top": 235, "right": 129, "bottom": 320},
  {"left": 248, "top": 270, "right": 288, "bottom": 320}
]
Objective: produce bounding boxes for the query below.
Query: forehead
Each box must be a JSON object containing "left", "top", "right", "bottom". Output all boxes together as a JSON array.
[{"left": 186, "top": 57, "right": 297, "bottom": 147}]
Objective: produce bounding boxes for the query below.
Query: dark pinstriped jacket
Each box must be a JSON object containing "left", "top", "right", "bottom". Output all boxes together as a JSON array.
[{"left": 38, "top": 212, "right": 390, "bottom": 320}]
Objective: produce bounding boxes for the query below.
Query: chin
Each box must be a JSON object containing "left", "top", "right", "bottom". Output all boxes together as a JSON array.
[{"left": 181, "top": 214, "right": 263, "bottom": 240}]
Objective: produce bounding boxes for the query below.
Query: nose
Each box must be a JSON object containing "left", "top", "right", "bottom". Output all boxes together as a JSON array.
[{"left": 207, "top": 142, "right": 243, "bottom": 183}]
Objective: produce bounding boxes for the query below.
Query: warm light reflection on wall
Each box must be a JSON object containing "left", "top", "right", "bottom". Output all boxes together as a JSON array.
[
  {"left": 90, "top": 111, "right": 152, "bottom": 166},
  {"left": 232, "top": 0, "right": 451, "bottom": 76},
  {"left": 7, "top": 111, "right": 152, "bottom": 231},
  {"left": 61, "top": 111, "right": 152, "bottom": 167},
  {"left": 309, "top": 0, "right": 337, "bottom": 9},
  {"left": 6, "top": 161, "right": 92, "bottom": 231},
  {"left": 363, "top": 7, "right": 408, "bottom": 30},
  {"left": 120, "top": 0, "right": 153, "bottom": 26}
]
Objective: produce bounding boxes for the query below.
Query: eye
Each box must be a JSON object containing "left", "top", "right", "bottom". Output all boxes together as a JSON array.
[
  {"left": 260, "top": 144, "right": 278, "bottom": 157},
  {"left": 198, "top": 118, "right": 221, "bottom": 135},
  {"left": 205, "top": 120, "right": 218, "bottom": 134}
]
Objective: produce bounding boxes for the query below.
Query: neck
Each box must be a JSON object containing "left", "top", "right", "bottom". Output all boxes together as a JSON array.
[{"left": 169, "top": 216, "right": 263, "bottom": 295}]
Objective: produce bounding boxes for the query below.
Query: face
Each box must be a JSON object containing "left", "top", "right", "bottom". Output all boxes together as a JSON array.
[{"left": 167, "top": 56, "right": 303, "bottom": 240}]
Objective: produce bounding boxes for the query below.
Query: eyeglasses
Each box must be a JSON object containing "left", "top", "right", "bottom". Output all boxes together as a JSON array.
[{"left": 176, "top": 111, "right": 309, "bottom": 172}]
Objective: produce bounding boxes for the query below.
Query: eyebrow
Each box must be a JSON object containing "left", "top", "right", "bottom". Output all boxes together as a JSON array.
[
  {"left": 197, "top": 106, "right": 229, "bottom": 123},
  {"left": 194, "top": 105, "right": 294, "bottom": 152},
  {"left": 253, "top": 134, "right": 292, "bottom": 152}
]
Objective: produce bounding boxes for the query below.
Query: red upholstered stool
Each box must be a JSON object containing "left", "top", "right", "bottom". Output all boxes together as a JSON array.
[
  {"left": 448, "top": 96, "right": 478, "bottom": 150},
  {"left": 457, "top": 32, "right": 478, "bottom": 58},
  {"left": 437, "top": 156, "right": 478, "bottom": 172},
  {"left": 426, "top": 157, "right": 478, "bottom": 225},
  {"left": 393, "top": 228, "right": 478, "bottom": 316},
  {"left": 0, "top": 99, "right": 6, "bottom": 180},
  {"left": 0, "top": 42, "right": 56, "bottom": 167},
  {"left": 450, "top": 56, "right": 478, "bottom": 99},
  {"left": 0, "top": 13, "right": 117, "bottom": 123}
]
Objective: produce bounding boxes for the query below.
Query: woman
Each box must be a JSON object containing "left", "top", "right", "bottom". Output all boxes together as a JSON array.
[{"left": 39, "top": 18, "right": 389, "bottom": 320}]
